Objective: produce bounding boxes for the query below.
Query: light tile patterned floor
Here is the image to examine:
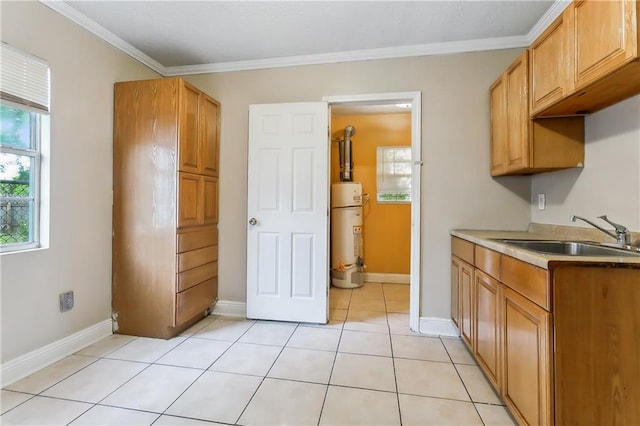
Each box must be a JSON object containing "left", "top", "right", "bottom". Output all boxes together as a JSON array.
[{"left": 1, "top": 282, "right": 515, "bottom": 425}]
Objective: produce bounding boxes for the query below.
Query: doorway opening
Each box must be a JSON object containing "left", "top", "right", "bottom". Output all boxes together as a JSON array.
[{"left": 323, "top": 92, "right": 421, "bottom": 332}]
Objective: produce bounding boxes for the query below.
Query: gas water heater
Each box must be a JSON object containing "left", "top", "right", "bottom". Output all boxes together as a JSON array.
[{"left": 331, "top": 182, "right": 364, "bottom": 288}]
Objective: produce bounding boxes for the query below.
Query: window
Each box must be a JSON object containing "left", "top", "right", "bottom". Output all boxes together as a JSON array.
[
  {"left": 377, "top": 146, "right": 412, "bottom": 203},
  {"left": 0, "top": 43, "right": 49, "bottom": 252}
]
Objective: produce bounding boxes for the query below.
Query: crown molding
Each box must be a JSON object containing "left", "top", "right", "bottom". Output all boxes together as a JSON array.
[
  {"left": 164, "top": 35, "right": 529, "bottom": 76},
  {"left": 42, "top": 0, "right": 551, "bottom": 77},
  {"left": 526, "top": 0, "right": 571, "bottom": 43},
  {"left": 40, "top": 0, "right": 167, "bottom": 75}
]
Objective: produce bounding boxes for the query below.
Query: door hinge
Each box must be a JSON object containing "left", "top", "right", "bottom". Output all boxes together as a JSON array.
[{"left": 414, "top": 160, "right": 424, "bottom": 166}]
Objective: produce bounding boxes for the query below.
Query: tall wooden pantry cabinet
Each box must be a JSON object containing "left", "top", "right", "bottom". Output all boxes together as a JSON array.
[{"left": 113, "top": 77, "right": 220, "bottom": 338}]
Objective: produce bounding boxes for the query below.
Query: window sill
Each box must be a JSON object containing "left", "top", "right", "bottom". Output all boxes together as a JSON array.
[{"left": 0, "top": 245, "right": 47, "bottom": 256}]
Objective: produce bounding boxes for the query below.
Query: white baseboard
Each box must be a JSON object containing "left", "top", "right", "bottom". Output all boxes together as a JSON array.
[
  {"left": 419, "top": 316, "right": 460, "bottom": 337},
  {"left": 212, "top": 300, "right": 247, "bottom": 318},
  {"left": 363, "top": 273, "right": 410, "bottom": 284},
  {"left": 1, "top": 319, "right": 112, "bottom": 387}
]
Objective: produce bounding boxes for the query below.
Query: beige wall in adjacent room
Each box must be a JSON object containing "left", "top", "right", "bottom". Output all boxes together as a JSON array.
[
  {"left": 531, "top": 95, "right": 640, "bottom": 232},
  {"left": 186, "top": 49, "right": 533, "bottom": 320},
  {"left": 0, "top": 2, "right": 159, "bottom": 362}
]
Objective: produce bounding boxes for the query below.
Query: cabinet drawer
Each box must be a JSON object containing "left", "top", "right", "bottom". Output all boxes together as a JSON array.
[
  {"left": 177, "top": 226, "right": 218, "bottom": 252},
  {"left": 501, "top": 255, "right": 549, "bottom": 310},
  {"left": 178, "top": 245, "right": 218, "bottom": 272},
  {"left": 177, "top": 261, "right": 218, "bottom": 292},
  {"left": 475, "top": 246, "right": 500, "bottom": 279},
  {"left": 452, "top": 237, "right": 474, "bottom": 265},
  {"left": 176, "top": 278, "right": 217, "bottom": 326}
]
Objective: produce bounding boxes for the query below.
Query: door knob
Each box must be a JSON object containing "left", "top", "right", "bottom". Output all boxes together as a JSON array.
[{"left": 249, "top": 217, "right": 257, "bottom": 225}]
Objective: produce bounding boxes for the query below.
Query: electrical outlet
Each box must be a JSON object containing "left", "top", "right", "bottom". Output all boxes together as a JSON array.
[
  {"left": 538, "top": 193, "right": 546, "bottom": 210},
  {"left": 60, "top": 291, "right": 74, "bottom": 312}
]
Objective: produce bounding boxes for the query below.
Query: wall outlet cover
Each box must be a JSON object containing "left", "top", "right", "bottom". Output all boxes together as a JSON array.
[
  {"left": 537, "top": 193, "right": 546, "bottom": 210},
  {"left": 60, "top": 291, "right": 74, "bottom": 312}
]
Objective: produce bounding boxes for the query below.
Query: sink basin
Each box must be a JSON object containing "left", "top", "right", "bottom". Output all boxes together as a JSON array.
[{"left": 494, "top": 240, "right": 640, "bottom": 257}]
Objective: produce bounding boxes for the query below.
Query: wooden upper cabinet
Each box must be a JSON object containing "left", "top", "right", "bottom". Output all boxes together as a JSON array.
[
  {"left": 490, "top": 51, "right": 585, "bottom": 176},
  {"left": 530, "top": 10, "right": 572, "bottom": 115},
  {"left": 179, "top": 84, "right": 201, "bottom": 173},
  {"left": 505, "top": 53, "right": 529, "bottom": 171},
  {"left": 489, "top": 77, "right": 507, "bottom": 176},
  {"left": 179, "top": 83, "right": 221, "bottom": 176},
  {"left": 531, "top": 0, "right": 640, "bottom": 117},
  {"left": 200, "top": 96, "right": 220, "bottom": 177},
  {"left": 572, "top": 0, "right": 638, "bottom": 90}
]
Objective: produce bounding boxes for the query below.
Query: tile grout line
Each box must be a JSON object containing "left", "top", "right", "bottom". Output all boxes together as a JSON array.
[
  {"left": 233, "top": 321, "right": 302, "bottom": 425},
  {"left": 157, "top": 316, "right": 259, "bottom": 424},
  {"left": 316, "top": 287, "right": 352, "bottom": 426}
]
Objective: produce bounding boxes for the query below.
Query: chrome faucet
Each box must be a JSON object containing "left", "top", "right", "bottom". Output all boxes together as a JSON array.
[{"left": 570, "top": 215, "right": 631, "bottom": 245}]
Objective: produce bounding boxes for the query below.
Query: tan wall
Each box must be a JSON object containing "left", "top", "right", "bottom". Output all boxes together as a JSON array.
[
  {"left": 331, "top": 113, "right": 411, "bottom": 274},
  {"left": 0, "top": 2, "right": 159, "bottom": 362},
  {"left": 185, "top": 49, "right": 533, "bottom": 320},
  {"left": 531, "top": 94, "right": 640, "bottom": 232}
]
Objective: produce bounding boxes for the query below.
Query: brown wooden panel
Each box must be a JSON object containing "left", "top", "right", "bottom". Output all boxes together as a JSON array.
[
  {"left": 489, "top": 76, "right": 507, "bottom": 176},
  {"left": 530, "top": 10, "right": 572, "bottom": 115},
  {"left": 501, "top": 255, "right": 550, "bottom": 310},
  {"left": 176, "top": 277, "right": 217, "bottom": 326},
  {"left": 450, "top": 257, "right": 460, "bottom": 330},
  {"left": 459, "top": 260, "right": 474, "bottom": 349},
  {"left": 475, "top": 246, "right": 500, "bottom": 279},
  {"left": 178, "top": 172, "right": 202, "bottom": 228},
  {"left": 177, "top": 226, "right": 218, "bottom": 252},
  {"left": 553, "top": 265, "right": 640, "bottom": 425},
  {"left": 113, "top": 78, "right": 179, "bottom": 339},
  {"left": 572, "top": 0, "right": 638, "bottom": 90},
  {"left": 177, "top": 261, "right": 218, "bottom": 292},
  {"left": 502, "top": 286, "right": 553, "bottom": 426},
  {"left": 177, "top": 245, "right": 218, "bottom": 272},
  {"left": 178, "top": 82, "right": 200, "bottom": 173},
  {"left": 505, "top": 51, "right": 530, "bottom": 172},
  {"left": 200, "top": 95, "right": 220, "bottom": 177},
  {"left": 203, "top": 176, "right": 219, "bottom": 225},
  {"left": 474, "top": 270, "right": 501, "bottom": 391},
  {"left": 451, "top": 237, "right": 474, "bottom": 265}
]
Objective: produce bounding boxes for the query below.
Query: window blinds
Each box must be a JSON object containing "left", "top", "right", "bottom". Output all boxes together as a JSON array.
[{"left": 0, "top": 43, "right": 50, "bottom": 112}]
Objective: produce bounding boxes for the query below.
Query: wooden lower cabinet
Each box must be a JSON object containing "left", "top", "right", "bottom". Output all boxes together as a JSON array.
[
  {"left": 474, "top": 270, "right": 501, "bottom": 391},
  {"left": 554, "top": 265, "right": 640, "bottom": 425},
  {"left": 502, "top": 286, "right": 553, "bottom": 426},
  {"left": 451, "top": 255, "right": 474, "bottom": 348}
]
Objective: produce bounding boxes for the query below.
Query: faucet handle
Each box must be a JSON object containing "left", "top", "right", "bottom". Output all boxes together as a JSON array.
[
  {"left": 597, "top": 215, "right": 628, "bottom": 233},
  {"left": 598, "top": 215, "right": 631, "bottom": 245}
]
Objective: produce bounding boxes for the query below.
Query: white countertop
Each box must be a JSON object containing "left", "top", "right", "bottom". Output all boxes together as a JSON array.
[{"left": 451, "top": 229, "right": 640, "bottom": 269}]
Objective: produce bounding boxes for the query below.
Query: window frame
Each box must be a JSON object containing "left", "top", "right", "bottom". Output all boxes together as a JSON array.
[
  {"left": 0, "top": 102, "right": 42, "bottom": 252},
  {"left": 376, "top": 145, "right": 413, "bottom": 204}
]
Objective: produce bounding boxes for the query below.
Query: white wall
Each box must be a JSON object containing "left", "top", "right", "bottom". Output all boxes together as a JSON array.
[
  {"left": 531, "top": 95, "right": 640, "bottom": 231},
  {"left": 0, "top": 2, "right": 158, "bottom": 362},
  {"left": 186, "top": 50, "right": 532, "bottom": 320}
]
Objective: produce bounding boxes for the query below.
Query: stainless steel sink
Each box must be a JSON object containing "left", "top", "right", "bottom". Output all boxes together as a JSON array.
[{"left": 493, "top": 240, "right": 640, "bottom": 257}]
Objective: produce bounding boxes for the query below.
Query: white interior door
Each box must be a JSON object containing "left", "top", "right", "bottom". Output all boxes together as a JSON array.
[{"left": 247, "top": 102, "right": 329, "bottom": 323}]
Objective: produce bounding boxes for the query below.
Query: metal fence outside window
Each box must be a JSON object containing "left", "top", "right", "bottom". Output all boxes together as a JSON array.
[{"left": 0, "top": 179, "right": 31, "bottom": 244}]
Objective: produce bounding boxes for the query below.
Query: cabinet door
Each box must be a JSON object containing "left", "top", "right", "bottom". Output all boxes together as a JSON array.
[
  {"left": 459, "top": 260, "right": 474, "bottom": 349},
  {"left": 451, "top": 257, "right": 460, "bottom": 330},
  {"left": 200, "top": 95, "right": 220, "bottom": 177},
  {"left": 179, "top": 84, "right": 201, "bottom": 173},
  {"left": 505, "top": 52, "right": 529, "bottom": 172},
  {"left": 571, "top": 0, "right": 638, "bottom": 89},
  {"left": 178, "top": 172, "right": 203, "bottom": 228},
  {"left": 202, "top": 176, "right": 218, "bottom": 225},
  {"left": 489, "top": 76, "right": 507, "bottom": 176},
  {"left": 474, "top": 270, "right": 501, "bottom": 391},
  {"left": 502, "top": 287, "right": 553, "bottom": 426},
  {"left": 530, "top": 10, "right": 573, "bottom": 114}
]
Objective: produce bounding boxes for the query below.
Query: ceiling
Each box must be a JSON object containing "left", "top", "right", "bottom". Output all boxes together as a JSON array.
[{"left": 45, "top": 1, "right": 565, "bottom": 76}]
